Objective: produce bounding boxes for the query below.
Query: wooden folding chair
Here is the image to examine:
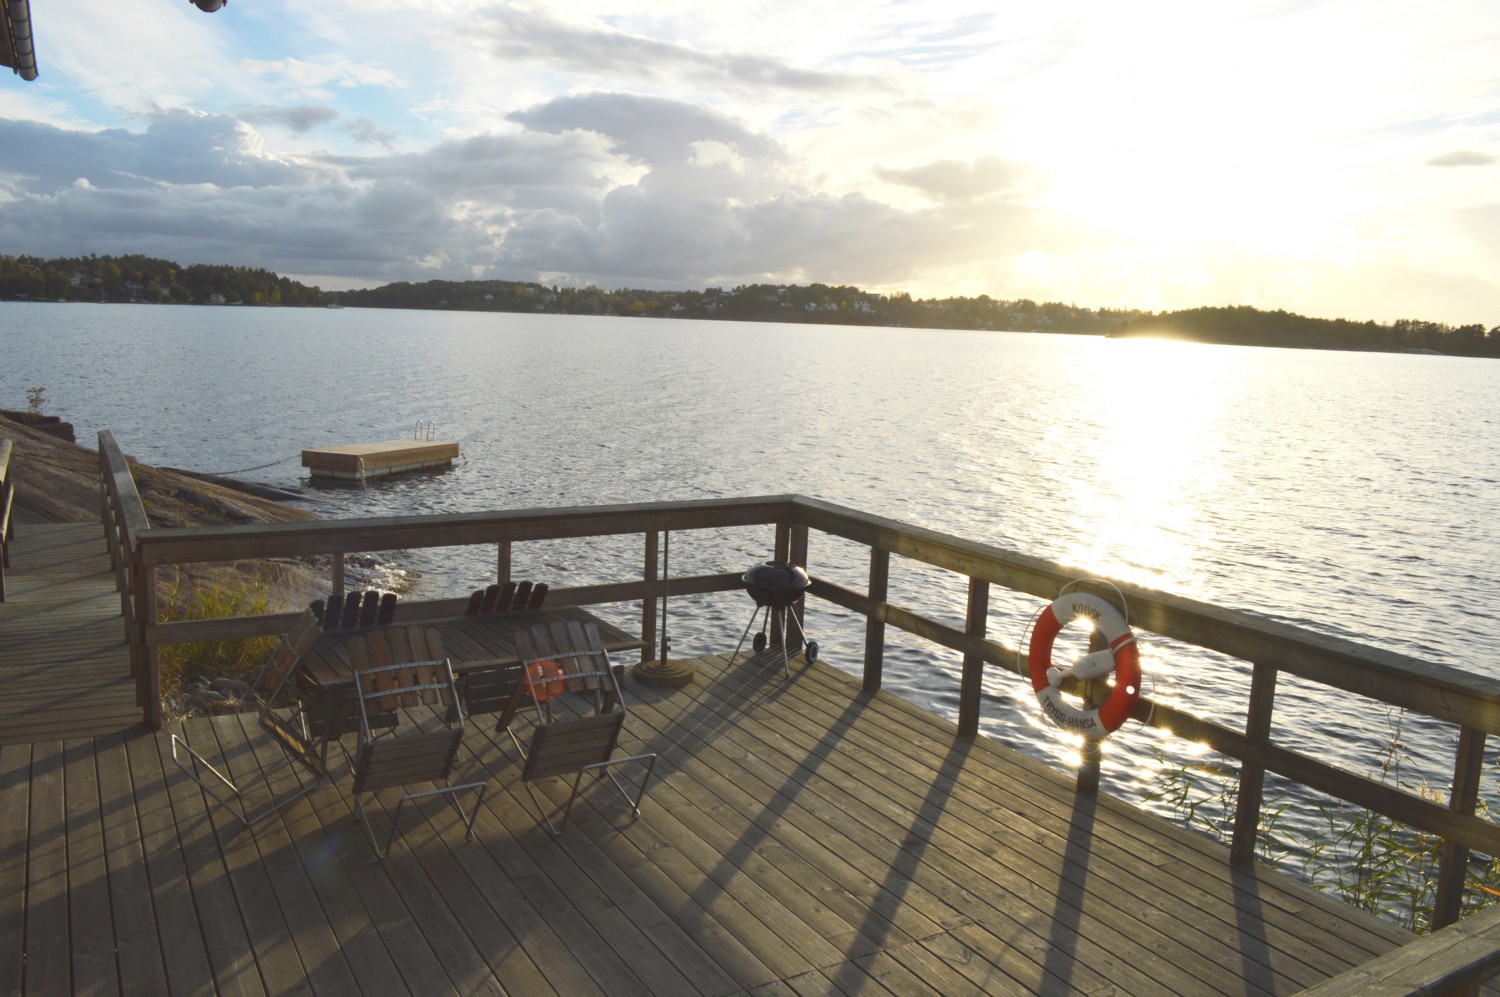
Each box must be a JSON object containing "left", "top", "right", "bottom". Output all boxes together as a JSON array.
[
  {"left": 349, "top": 629, "right": 486, "bottom": 858},
  {"left": 170, "top": 609, "right": 328, "bottom": 828},
  {"left": 310, "top": 589, "right": 398, "bottom": 631},
  {"left": 497, "top": 622, "right": 657, "bottom": 836}
]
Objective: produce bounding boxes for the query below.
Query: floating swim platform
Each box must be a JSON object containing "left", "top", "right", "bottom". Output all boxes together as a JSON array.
[{"left": 301, "top": 439, "right": 459, "bottom": 481}]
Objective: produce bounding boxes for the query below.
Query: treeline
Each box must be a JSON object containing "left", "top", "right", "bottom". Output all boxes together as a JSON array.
[
  {"left": 1110, "top": 306, "right": 1500, "bottom": 358},
  {"left": 4, "top": 252, "right": 1497, "bottom": 356},
  {"left": 343, "top": 279, "right": 1140, "bottom": 334},
  {"left": 0, "top": 254, "right": 327, "bottom": 306}
]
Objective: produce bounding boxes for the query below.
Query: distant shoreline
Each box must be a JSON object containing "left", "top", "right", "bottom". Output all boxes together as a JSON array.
[{"left": 4, "top": 252, "right": 1496, "bottom": 357}]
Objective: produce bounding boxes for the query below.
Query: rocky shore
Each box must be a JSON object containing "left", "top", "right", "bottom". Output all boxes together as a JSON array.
[
  {"left": 1, "top": 416, "right": 316, "bottom": 530},
  {"left": 0, "top": 414, "right": 333, "bottom": 609}
]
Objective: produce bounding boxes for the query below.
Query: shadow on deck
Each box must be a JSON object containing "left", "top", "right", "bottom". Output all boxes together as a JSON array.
[{"left": 0, "top": 646, "right": 1411, "bottom": 996}]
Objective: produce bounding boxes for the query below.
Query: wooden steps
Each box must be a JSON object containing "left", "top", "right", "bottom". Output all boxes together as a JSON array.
[{"left": 0, "top": 521, "right": 142, "bottom": 744}]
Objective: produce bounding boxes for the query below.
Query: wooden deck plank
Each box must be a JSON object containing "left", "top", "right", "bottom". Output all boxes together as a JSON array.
[
  {"left": 630, "top": 654, "right": 1160, "bottom": 995},
  {"left": 206, "top": 713, "right": 357, "bottom": 996},
  {"left": 22, "top": 740, "right": 72, "bottom": 996},
  {"left": 262, "top": 743, "right": 468, "bottom": 997},
  {"left": 727, "top": 655, "right": 1315, "bottom": 994},
  {"left": 790, "top": 650, "right": 1408, "bottom": 961},
  {"left": 94, "top": 733, "right": 172, "bottom": 996},
  {"left": 445, "top": 763, "right": 716, "bottom": 996},
  {"left": 699, "top": 656, "right": 1288, "bottom": 993},
  {"left": 464, "top": 725, "right": 743, "bottom": 994},
  {"left": 1, "top": 641, "right": 1419, "bottom": 995},
  {"left": 0, "top": 744, "right": 32, "bottom": 995},
  {"left": 156, "top": 723, "right": 271, "bottom": 997},
  {"left": 62, "top": 739, "right": 120, "bottom": 996},
  {"left": 122, "top": 724, "right": 220, "bottom": 996},
  {"left": 387, "top": 716, "right": 691, "bottom": 997}
]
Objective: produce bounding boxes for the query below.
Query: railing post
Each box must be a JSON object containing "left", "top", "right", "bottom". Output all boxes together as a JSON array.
[
  {"left": 1434, "top": 726, "right": 1487, "bottom": 929},
  {"left": 133, "top": 552, "right": 162, "bottom": 730},
  {"left": 1231, "top": 661, "right": 1278, "bottom": 865},
  {"left": 958, "top": 578, "right": 989, "bottom": 737},
  {"left": 789, "top": 524, "right": 809, "bottom": 652},
  {"left": 863, "top": 548, "right": 889, "bottom": 693},
  {"left": 497, "top": 539, "right": 511, "bottom": 586},
  {"left": 330, "top": 552, "right": 345, "bottom": 598},
  {"left": 771, "top": 521, "right": 791, "bottom": 648},
  {"left": 1074, "top": 627, "right": 1109, "bottom": 794},
  {"left": 641, "top": 530, "right": 659, "bottom": 664}
]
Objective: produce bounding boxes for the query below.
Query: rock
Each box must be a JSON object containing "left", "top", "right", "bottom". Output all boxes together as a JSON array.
[{"left": 209, "top": 677, "right": 252, "bottom": 697}]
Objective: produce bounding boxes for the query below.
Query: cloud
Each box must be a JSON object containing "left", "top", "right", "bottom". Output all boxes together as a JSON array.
[
  {"left": 0, "top": 89, "right": 1096, "bottom": 296},
  {"left": 239, "top": 105, "right": 341, "bottom": 134},
  {"left": 873, "top": 157, "right": 1043, "bottom": 203},
  {"left": 0, "top": 111, "right": 307, "bottom": 194},
  {"left": 243, "top": 58, "right": 406, "bottom": 99},
  {"left": 478, "top": 9, "right": 892, "bottom": 99},
  {"left": 508, "top": 92, "right": 782, "bottom": 168},
  {"left": 1428, "top": 150, "right": 1496, "bottom": 167},
  {"left": 340, "top": 118, "right": 398, "bottom": 148}
]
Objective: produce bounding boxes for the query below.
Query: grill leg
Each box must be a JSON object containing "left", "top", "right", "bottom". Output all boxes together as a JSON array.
[{"left": 730, "top": 604, "right": 764, "bottom": 664}]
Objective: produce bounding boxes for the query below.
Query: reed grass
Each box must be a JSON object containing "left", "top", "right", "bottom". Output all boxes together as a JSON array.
[
  {"left": 156, "top": 570, "right": 279, "bottom": 696},
  {"left": 1146, "top": 709, "right": 1500, "bottom": 933}
]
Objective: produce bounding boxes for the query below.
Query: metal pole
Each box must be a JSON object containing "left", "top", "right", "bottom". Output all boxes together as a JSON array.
[{"left": 659, "top": 530, "right": 670, "bottom": 665}]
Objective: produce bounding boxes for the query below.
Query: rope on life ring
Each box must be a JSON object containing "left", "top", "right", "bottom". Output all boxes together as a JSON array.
[{"left": 1026, "top": 590, "right": 1141, "bottom": 738}]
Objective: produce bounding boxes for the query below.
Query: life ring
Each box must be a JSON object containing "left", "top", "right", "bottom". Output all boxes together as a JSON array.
[
  {"left": 525, "top": 658, "right": 566, "bottom": 702},
  {"left": 1027, "top": 592, "right": 1141, "bottom": 737}
]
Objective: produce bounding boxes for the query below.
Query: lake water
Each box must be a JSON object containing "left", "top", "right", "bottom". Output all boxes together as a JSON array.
[{"left": 5, "top": 301, "right": 1499, "bottom": 862}]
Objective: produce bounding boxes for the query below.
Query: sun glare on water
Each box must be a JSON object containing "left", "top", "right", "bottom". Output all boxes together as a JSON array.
[{"left": 1052, "top": 338, "right": 1235, "bottom": 596}]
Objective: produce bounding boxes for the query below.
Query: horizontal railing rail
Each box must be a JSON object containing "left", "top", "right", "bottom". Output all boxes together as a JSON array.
[{"left": 113, "top": 448, "right": 1499, "bottom": 939}]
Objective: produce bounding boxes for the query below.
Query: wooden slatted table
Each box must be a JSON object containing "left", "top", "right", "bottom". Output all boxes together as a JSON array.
[{"left": 300, "top": 605, "right": 643, "bottom": 693}]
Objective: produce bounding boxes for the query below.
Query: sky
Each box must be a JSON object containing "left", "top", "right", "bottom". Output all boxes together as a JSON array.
[{"left": 1, "top": 0, "right": 1497, "bottom": 325}]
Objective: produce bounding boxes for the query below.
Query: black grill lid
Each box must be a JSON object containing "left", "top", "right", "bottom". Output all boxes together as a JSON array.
[{"left": 742, "top": 560, "right": 810, "bottom": 607}]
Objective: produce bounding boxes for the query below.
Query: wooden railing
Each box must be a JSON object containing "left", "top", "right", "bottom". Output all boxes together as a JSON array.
[
  {"left": 784, "top": 497, "right": 1500, "bottom": 932},
  {"left": 0, "top": 439, "right": 13, "bottom": 602},
  {"left": 113, "top": 454, "right": 1500, "bottom": 947},
  {"left": 98, "top": 431, "right": 157, "bottom": 726},
  {"left": 1292, "top": 902, "right": 1500, "bottom": 995}
]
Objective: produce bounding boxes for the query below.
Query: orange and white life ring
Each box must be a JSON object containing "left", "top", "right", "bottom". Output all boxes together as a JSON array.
[
  {"left": 525, "top": 658, "right": 566, "bottom": 702},
  {"left": 1027, "top": 592, "right": 1141, "bottom": 737}
]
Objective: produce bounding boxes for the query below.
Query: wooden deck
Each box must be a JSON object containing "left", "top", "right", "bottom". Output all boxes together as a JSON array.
[
  {"left": 0, "top": 522, "right": 141, "bottom": 745},
  {"left": 0, "top": 651, "right": 1411, "bottom": 995}
]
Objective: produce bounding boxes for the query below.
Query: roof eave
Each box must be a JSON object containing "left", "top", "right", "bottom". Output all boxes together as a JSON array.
[{"left": 2, "top": 0, "right": 38, "bottom": 82}]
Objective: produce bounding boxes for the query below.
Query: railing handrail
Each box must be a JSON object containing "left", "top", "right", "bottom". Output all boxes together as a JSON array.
[
  {"left": 98, "top": 430, "right": 151, "bottom": 540},
  {"left": 97, "top": 430, "right": 158, "bottom": 726},
  {"left": 0, "top": 438, "right": 13, "bottom": 602},
  {"left": 131, "top": 493, "right": 798, "bottom": 564},
  {"left": 787, "top": 495, "right": 1500, "bottom": 727}
]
